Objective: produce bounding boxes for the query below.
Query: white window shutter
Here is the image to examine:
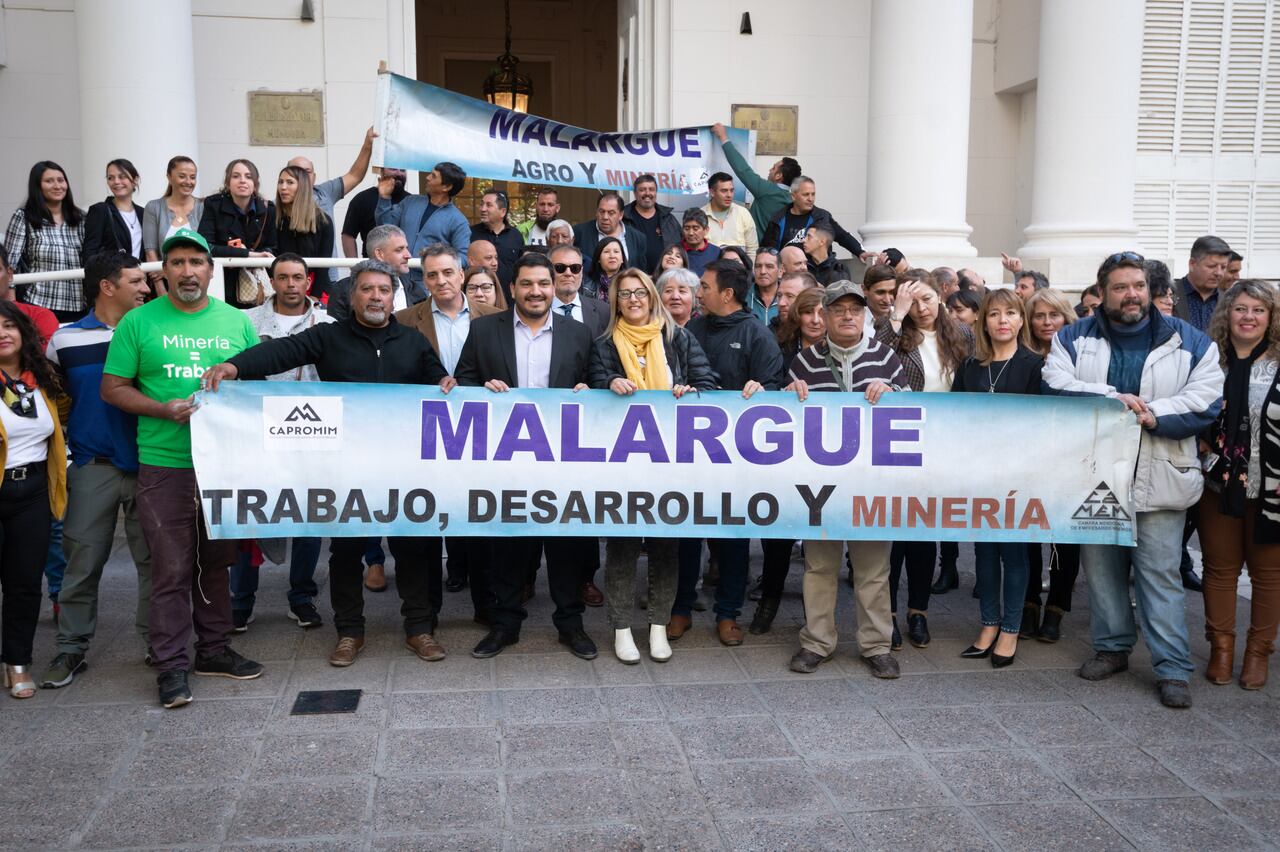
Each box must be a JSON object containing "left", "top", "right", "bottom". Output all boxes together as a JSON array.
[
  {"left": 1212, "top": 183, "right": 1253, "bottom": 246},
  {"left": 1178, "top": 0, "right": 1225, "bottom": 155},
  {"left": 1135, "top": 182, "right": 1175, "bottom": 259},
  {"left": 1253, "top": 185, "right": 1280, "bottom": 250},
  {"left": 1139, "top": 0, "right": 1184, "bottom": 153},
  {"left": 1174, "top": 183, "right": 1213, "bottom": 249},
  {"left": 1221, "top": 0, "right": 1267, "bottom": 153}
]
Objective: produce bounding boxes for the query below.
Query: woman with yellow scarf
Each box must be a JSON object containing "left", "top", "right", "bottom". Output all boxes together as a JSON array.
[{"left": 587, "top": 269, "right": 718, "bottom": 664}]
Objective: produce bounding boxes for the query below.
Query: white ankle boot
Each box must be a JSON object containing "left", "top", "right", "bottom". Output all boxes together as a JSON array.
[
  {"left": 614, "top": 628, "right": 641, "bottom": 664},
  {"left": 649, "top": 623, "right": 672, "bottom": 662}
]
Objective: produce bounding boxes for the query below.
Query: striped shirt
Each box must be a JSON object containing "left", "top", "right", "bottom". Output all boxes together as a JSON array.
[
  {"left": 788, "top": 337, "right": 908, "bottom": 393},
  {"left": 5, "top": 208, "right": 86, "bottom": 314},
  {"left": 45, "top": 312, "right": 139, "bottom": 471}
]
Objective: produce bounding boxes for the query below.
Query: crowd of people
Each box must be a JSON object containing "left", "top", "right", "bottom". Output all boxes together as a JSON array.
[{"left": 0, "top": 122, "right": 1265, "bottom": 715}]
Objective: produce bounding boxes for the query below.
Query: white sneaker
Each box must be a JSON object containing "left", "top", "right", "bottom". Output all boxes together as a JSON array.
[
  {"left": 614, "top": 628, "right": 641, "bottom": 664},
  {"left": 649, "top": 623, "right": 672, "bottom": 663}
]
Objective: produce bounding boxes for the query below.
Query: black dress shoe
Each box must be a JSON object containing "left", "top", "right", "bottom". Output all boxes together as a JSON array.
[
  {"left": 748, "top": 598, "right": 780, "bottom": 635},
  {"left": 471, "top": 629, "right": 518, "bottom": 659},
  {"left": 559, "top": 629, "right": 598, "bottom": 660},
  {"left": 1019, "top": 604, "right": 1041, "bottom": 639},
  {"left": 930, "top": 562, "right": 959, "bottom": 595},
  {"left": 906, "top": 613, "right": 930, "bottom": 648},
  {"left": 445, "top": 574, "right": 468, "bottom": 593},
  {"left": 891, "top": 616, "right": 903, "bottom": 651},
  {"left": 1038, "top": 607, "right": 1063, "bottom": 643},
  {"left": 1181, "top": 567, "right": 1204, "bottom": 593},
  {"left": 960, "top": 641, "right": 994, "bottom": 659}
]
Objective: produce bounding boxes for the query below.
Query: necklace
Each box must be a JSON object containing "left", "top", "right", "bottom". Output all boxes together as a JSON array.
[{"left": 986, "top": 358, "right": 1012, "bottom": 393}]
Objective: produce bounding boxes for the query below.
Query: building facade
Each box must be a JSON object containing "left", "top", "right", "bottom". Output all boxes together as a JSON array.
[{"left": 0, "top": 0, "right": 1275, "bottom": 284}]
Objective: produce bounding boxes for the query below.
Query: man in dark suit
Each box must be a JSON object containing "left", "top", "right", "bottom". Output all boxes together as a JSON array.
[
  {"left": 549, "top": 244, "right": 609, "bottom": 338},
  {"left": 328, "top": 224, "right": 427, "bottom": 321},
  {"left": 573, "top": 192, "right": 648, "bottom": 278},
  {"left": 452, "top": 253, "right": 598, "bottom": 661}
]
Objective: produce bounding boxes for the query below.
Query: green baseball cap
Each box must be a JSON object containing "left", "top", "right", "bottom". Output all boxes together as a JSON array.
[{"left": 161, "top": 227, "right": 210, "bottom": 257}]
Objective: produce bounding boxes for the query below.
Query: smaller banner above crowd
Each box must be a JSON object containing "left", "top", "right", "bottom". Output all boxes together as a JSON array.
[
  {"left": 373, "top": 71, "right": 755, "bottom": 197},
  {"left": 192, "top": 383, "right": 1141, "bottom": 545}
]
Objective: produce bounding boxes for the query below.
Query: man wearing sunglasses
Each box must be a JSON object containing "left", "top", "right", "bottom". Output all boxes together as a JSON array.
[{"left": 548, "top": 245, "right": 608, "bottom": 338}]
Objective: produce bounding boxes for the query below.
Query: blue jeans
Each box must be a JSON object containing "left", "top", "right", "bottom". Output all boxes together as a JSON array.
[
  {"left": 974, "top": 541, "right": 1030, "bottom": 633},
  {"left": 671, "top": 538, "right": 703, "bottom": 618},
  {"left": 1081, "top": 509, "right": 1193, "bottom": 682},
  {"left": 712, "top": 538, "right": 751, "bottom": 622},
  {"left": 45, "top": 517, "right": 65, "bottom": 600},
  {"left": 231, "top": 537, "right": 322, "bottom": 612},
  {"left": 364, "top": 538, "right": 385, "bottom": 566}
]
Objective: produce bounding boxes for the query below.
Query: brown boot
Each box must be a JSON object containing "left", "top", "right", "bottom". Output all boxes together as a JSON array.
[
  {"left": 1206, "top": 633, "right": 1235, "bottom": 685},
  {"left": 666, "top": 614, "right": 692, "bottom": 640},
  {"left": 1239, "top": 639, "right": 1272, "bottom": 690}
]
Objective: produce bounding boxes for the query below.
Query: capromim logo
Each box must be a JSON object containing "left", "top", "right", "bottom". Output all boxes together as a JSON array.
[
  {"left": 285, "top": 404, "right": 322, "bottom": 423},
  {"left": 1072, "top": 481, "right": 1131, "bottom": 521}
]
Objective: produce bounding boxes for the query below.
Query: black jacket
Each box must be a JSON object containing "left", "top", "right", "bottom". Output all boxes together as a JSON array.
[
  {"left": 454, "top": 310, "right": 592, "bottom": 389},
  {"left": 469, "top": 223, "right": 525, "bottom": 290},
  {"left": 198, "top": 192, "right": 277, "bottom": 309},
  {"left": 621, "top": 201, "right": 680, "bottom": 269},
  {"left": 951, "top": 346, "right": 1043, "bottom": 395},
  {"left": 807, "top": 253, "right": 847, "bottom": 286},
  {"left": 587, "top": 324, "right": 718, "bottom": 390},
  {"left": 761, "top": 205, "right": 863, "bottom": 257},
  {"left": 686, "top": 309, "right": 786, "bottom": 391},
  {"left": 228, "top": 313, "right": 446, "bottom": 385},
  {"left": 275, "top": 212, "right": 335, "bottom": 294},
  {"left": 82, "top": 198, "right": 145, "bottom": 264},
  {"left": 326, "top": 272, "right": 427, "bottom": 322},
  {"left": 572, "top": 221, "right": 649, "bottom": 278}
]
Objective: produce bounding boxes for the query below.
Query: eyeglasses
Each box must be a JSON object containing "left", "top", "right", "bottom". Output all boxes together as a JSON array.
[
  {"left": 617, "top": 288, "right": 650, "bottom": 301},
  {"left": 553, "top": 263, "right": 583, "bottom": 275},
  {"left": 1105, "top": 251, "right": 1144, "bottom": 265},
  {"left": 465, "top": 283, "right": 494, "bottom": 293}
]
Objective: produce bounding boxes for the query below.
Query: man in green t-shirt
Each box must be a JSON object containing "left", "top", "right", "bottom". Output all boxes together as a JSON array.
[{"left": 102, "top": 228, "right": 265, "bottom": 709}]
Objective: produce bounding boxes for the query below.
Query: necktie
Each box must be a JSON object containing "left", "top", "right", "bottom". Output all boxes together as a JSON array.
[{"left": 561, "top": 304, "right": 575, "bottom": 318}]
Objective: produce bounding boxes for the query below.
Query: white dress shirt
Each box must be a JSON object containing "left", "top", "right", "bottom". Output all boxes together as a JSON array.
[
  {"left": 431, "top": 298, "right": 472, "bottom": 374},
  {"left": 514, "top": 314, "right": 554, "bottom": 388},
  {"left": 551, "top": 294, "right": 584, "bottom": 323}
]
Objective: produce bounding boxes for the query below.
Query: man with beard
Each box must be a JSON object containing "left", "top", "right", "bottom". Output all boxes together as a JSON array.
[
  {"left": 1044, "top": 251, "right": 1223, "bottom": 709},
  {"left": 102, "top": 229, "right": 264, "bottom": 709},
  {"left": 622, "top": 174, "right": 681, "bottom": 273},
  {"left": 204, "top": 260, "right": 454, "bottom": 670},
  {"left": 452, "top": 254, "right": 598, "bottom": 662},
  {"left": 518, "top": 188, "right": 561, "bottom": 246}
]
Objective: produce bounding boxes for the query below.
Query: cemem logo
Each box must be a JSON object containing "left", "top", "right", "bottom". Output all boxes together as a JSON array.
[{"left": 263, "top": 397, "right": 343, "bottom": 449}]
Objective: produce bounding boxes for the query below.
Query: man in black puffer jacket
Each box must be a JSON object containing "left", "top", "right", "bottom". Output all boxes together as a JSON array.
[
  {"left": 202, "top": 259, "right": 454, "bottom": 671},
  {"left": 676, "top": 260, "right": 786, "bottom": 649}
]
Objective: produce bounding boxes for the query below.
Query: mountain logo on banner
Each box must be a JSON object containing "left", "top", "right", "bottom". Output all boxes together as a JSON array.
[
  {"left": 285, "top": 404, "right": 322, "bottom": 423},
  {"left": 1072, "top": 482, "right": 1130, "bottom": 521}
]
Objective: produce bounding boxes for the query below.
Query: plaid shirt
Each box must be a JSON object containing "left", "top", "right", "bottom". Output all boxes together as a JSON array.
[{"left": 5, "top": 208, "right": 86, "bottom": 313}]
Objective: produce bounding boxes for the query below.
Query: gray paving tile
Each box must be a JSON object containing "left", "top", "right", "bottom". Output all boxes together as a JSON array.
[
  {"left": 648, "top": 647, "right": 749, "bottom": 684},
  {"left": 1092, "top": 704, "right": 1235, "bottom": 745},
  {"left": 391, "top": 655, "right": 495, "bottom": 692},
  {"left": 1100, "top": 796, "right": 1265, "bottom": 851},
  {"left": 776, "top": 710, "right": 909, "bottom": 755},
  {"left": 372, "top": 773, "right": 502, "bottom": 832},
  {"left": 1044, "top": 745, "right": 1193, "bottom": 798},
  {"left": 657, "top": 683, "right": 764, "bottom": 719},
  {"left": 971, "top": 802, "right": 1133, "bottom": 851},
  {"left": 1, "top": 739, "right": 128, "bottom": 790},
  {"left": 883, "top": 706, "right": 1012, "bottom": 750},
  {"left": 1197, "top": 693, "right": 1280, "bottom": 740},
  {"left": 1038, "top": 667, "right": 1163, "bottom": 705},
  {"left": 626, "top": 767, "right": 711, "bottom": 821},
  {"left": 716, "top": 814, "right": 860, "bottom": 851},
  {"left": 591, "top": 655, "right": 655, "bottom": 685},
  {"left": 608, "top": 720, "right": 686, "bottom": 767},
  {"left": 0, "top": 785, "right": 95, "bottom": 851},
  {"left": 152, "top": 697, "right": 275, "bottom": 739},
  {"left": 507, "top": 768, "right": 637, "bottom": 826},
  {"left": 497, "top": 687, "right": 608, "bottom": 723},
  {"left": 1147, "top": 741, "right": 1278, "bottom": 794},
  {"left": 989, "top": 704, "right": 1124, "bottom": 747},
  {"left": 252, "top": 731, "right": 379, "bottom": 780},
  {"left": 600, "top": 685, "right": 666, "bottom": 720},
  {"left": 224, "top": 625, "right": 307, "bottom": 662},
  {"left": 53, "top": 662, "right": 157, "bottom": 705},
  {"left": 670, "top": 715, "right": 795, "bottom": 761},
  {"left": 510, "top": 823, "right": 647, "bottom": 850},
  {"left": 808, "top": 754, "right": 949, "bottom": 811},
  {"left": 730, "top": 644, "right": 852, "bottom": 680},
  {"left": 383, "top": 726, "right": 500, "bottom": 773},
  {"left": 691, "top": 760, "right": 829, "bottom": 817},
  {"left": 924, "top": 748, "right": 1077, "bottom": 803},
  {"left": 495, "top": 651, "right": 597, "bottom": 688},
  {"left": 287, "top": 656, "right": 392, "bottom": 692},
  {"left": 502, "top": 721, "right": 619, "bottom": 768},
  {"left": 389, "top": 690, "right": 497, "bottom": 728},
  {"left": 83, "top": 784, "right": 237, "bottom": 847},
  {"left": 846, "top": 807, "right": 994, "bottom": 852},
  {"left": 124, "top": 737, "right": 258, "bottom": 786},
  {"left": 228, "top": 778, "right": 370, "bottom": 840},
  {"left": 752, "top": 678, "right": 865, "bottom": 714},
  {"left": 370, "top": 832, "right": 504, "bottom": 852},
  {"left": 222, "top": 841, "right": 355, "bottom": 852},
  {"left": 644, "top": 818, "right": 724, "bottom": 851},
  {"left": 1220, "top": 796, "right": 1280, "bottom": 846}
]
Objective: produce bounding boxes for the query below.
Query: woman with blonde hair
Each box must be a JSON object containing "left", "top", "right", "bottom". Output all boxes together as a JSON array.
[
  {"left": 1023, "top": 288, "right": 1077, "bottom": 357},
  {"left": 587, "top": 268, "right": 716, "bottom": 664},
  {"left": 1200, "top": 279, "right": 1280, "bottom": 689},
  {"left": 274, "top": 165, "right": 334, "bottom": 298}
]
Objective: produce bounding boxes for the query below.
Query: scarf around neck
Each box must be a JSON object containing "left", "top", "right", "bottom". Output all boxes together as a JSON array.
[
  {"left": 612, "top": 319, "right": 670, "bottom": 390},
  {"left": 1207, "top": 341, "right": 1268, "bottom": 517}
]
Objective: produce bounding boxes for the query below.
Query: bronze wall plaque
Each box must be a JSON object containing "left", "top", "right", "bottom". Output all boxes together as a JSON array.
[
  {"left": 249, "top": 91, "right": 325, "bottom": 146},
  {"left": 731, "top": 104, "right": 798, "bottom": 156}
]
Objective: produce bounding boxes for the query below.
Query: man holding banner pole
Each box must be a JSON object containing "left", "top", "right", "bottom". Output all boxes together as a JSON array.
[
  {"left": 375, "top": 162, "right": 471, "bottom": 290},
  {"left": 451, "top": 253, "right": 599, "bottom": 661},
  {"left": 203, "top": 259, "right": 456, "bottom": 669}
]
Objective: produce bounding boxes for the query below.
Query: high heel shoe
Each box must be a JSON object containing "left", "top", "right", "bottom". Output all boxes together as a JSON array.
[
  {"left": 960, "top": 642, "right": 994, "bottom": 659},
  {"left": 991, "top": 634, "right": 1018, "bottom": 669},
  {"left": 3, "top": 665, "right": 36, "bottom": 699}
]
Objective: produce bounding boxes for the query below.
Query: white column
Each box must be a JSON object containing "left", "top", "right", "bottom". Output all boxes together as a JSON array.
[
  {"left": 861, "top": 0, "right": 976, "bottom": 257},
  {"left": 75, "top": 0, "right": 200, "bottom": 203},
  {"left": 1017, "top": 0, "right": 1142, "bottom": 262}
]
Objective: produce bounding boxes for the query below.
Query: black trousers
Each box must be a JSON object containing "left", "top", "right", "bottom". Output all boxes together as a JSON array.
[
  {"left": 940, "top": 540, "right": 959, "bottom": 567},
  {"left": 489, "top": 536, "right": 586, "bottom": 636},
  {"left": 889, "top": 541, "right": 935, "bottom": 613},
  {"left": 328, "top": 536, "right": 441, "bottom": 637},
  {"left": 449, "top": 536, "right": 495, "bottom": 619},
  {"left": 759, "top": 539, "right": 796, "bottom": 600},
  {"left": 0, "top": 473, "right": 50, "bottom": 666},
  {"left": 1024, "top": 542, "right": 1080, "bottom": 612}
]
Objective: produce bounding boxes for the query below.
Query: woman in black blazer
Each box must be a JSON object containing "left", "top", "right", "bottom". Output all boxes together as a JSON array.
[
  {"left": 81, "top": 159, "right": 145, "bottom": 265},
  {"left": 197, "top": 159, "right": 276, "bottom": 309}
]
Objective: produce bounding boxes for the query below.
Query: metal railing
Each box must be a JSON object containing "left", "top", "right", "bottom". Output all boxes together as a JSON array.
[{"left": 11, "top": 256, "right": 424, "bottom": 303}]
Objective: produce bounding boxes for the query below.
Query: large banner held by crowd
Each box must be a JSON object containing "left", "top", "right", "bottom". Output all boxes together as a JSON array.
[
  {"left": 192, "top": 383, "right": 1141, "bottom": 545},
  {"left": 373, "top": 71, "right": 756, "bottom": 198}
]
